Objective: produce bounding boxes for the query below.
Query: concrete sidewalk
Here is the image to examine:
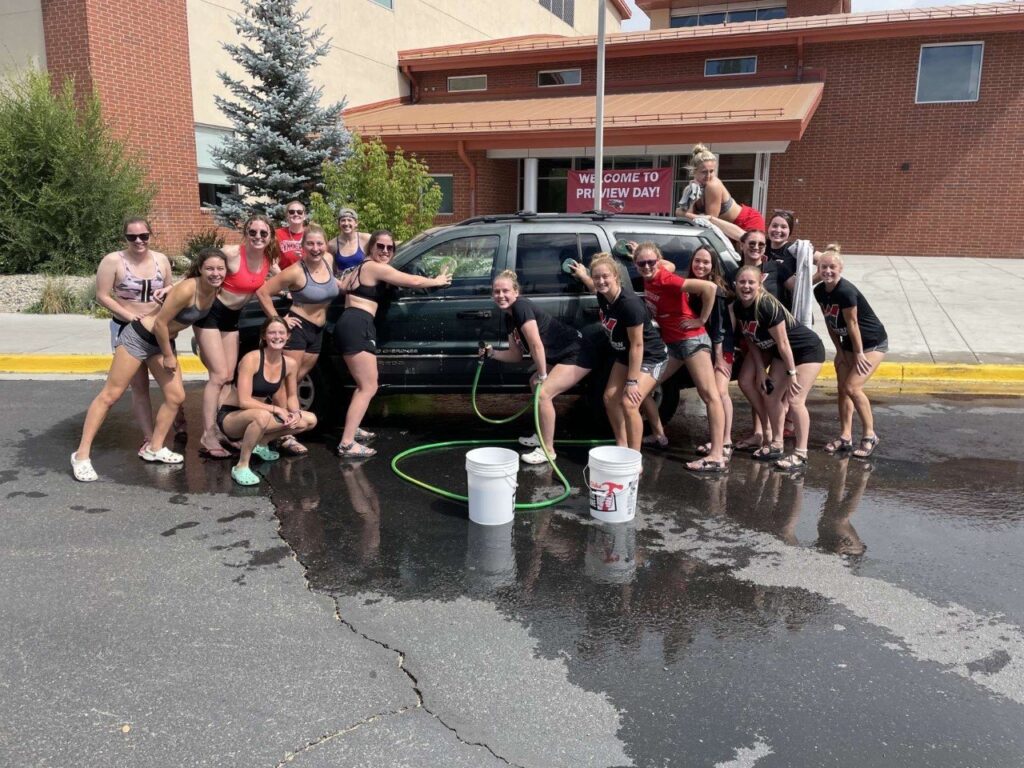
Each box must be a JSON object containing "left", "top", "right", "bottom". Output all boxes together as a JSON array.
[{"left": 0, "top": 255, "right": 1022, "bottom": 391}]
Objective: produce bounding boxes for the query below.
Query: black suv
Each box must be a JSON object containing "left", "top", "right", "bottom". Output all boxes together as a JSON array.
[{"left": 238, "top": 212, "right": 740, "bottom": 425}]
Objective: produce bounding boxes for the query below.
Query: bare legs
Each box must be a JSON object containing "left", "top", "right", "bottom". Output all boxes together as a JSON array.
[
  {"left": 340, "top": 351, "right": 378, "bottom": 452},
  {"left": 75, "top": 348, "right": 145, "bottom": 461},
  {"left": 832, "top": 349, "right": 885, "bottom": 446},
  {"left": 604, "top": 362, "right": 658, "bottom": 450},
  {"left": 764, "top": 359, "right": 823, "bottom": 455},
  {"left": 127, "top": 365, "right": 154, "bottom": 444},
  {"left": 737, "top": 352, "right": 771, "bottom": 448},
  {"left": 221, "top": 408, "right": 317, "bottom": 471},
  {"left": 532, "top": 364, "right": 591, "bottom": 455},
  {"left": 195, "top": 327, "right": 239, "bottom": 453}
]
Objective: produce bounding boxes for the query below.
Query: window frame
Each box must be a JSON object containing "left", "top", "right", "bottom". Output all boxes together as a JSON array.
[
  {"left": 537, "top": 68, "right": 582, "bottom": 88},
  {"left": 704, "top": 56, "right": 758, "bottom": 78},
  {"left": 447, "top": 74, "right": 488, "bottom": 93},
  {"left": 368, "top": 0, "right": 394, "bottom": 9},
  {"left": 429, "top": 174, "right": 454, "bottom": 215},
  {"left": 915, "top": 41, "right": 984, "bottom": 105}
]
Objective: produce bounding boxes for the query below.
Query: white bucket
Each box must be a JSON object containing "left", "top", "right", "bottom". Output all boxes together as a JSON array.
[
  {"left": 465, "top": 447, "right": 519, "bottom": 526},
  {"left": 585, "top": 446, "right": 642, "bottom": 524}
]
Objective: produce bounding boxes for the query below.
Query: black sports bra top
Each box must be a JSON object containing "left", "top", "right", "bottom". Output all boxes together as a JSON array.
[
  {"left": 349, "top": 262, "right": 388, "bottom": 303},
  {"left": 250, "top": 349, "right": 286, "bottom": 400}
]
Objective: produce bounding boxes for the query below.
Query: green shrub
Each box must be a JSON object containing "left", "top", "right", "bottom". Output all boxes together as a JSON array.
[
  {"left": 0, "top": 70, "right": 154, "bottom": 275},
  {"left": 181, "top": 228, "right": 226, "bottom": 261},
  {"left": 310, "top": 134, "right": 442, "bottom": 242},
  {"left": 27, "top": 277, "right": 81, "bottom": 314}
]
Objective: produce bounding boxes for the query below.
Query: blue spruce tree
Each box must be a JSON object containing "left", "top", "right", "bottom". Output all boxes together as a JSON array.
[{"left": 213, "top": 0, "right": 349, "bottom": 227}]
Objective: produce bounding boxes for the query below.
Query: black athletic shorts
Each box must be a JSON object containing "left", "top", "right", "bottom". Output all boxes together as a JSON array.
[
  {"left": 194, "top": 298, "right": 243, "bottom": 332},
  {"left": 216, "top": 404, "right": 242, "bottom": 439},
  {"left": 283, "top": 313, "right": 325, "bottom": 354},
  {"left": 549, "top": 337, "right": 598, "bottom": 371},
  {"left": 773, "top": 337, "right": 827, "bottom": 366},
  {"left": 333, "top": 307, "right": 377, "bottom": 356}
]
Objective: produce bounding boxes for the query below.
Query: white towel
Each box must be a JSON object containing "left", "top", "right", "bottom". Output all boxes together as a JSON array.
[{"left": 791, "top": 239, "right": 815, "bottom": 326}]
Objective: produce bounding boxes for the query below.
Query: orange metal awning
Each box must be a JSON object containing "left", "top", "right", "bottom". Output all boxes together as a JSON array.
[{"left": 345, "top": 82, "right": 824, "bottom": 151}]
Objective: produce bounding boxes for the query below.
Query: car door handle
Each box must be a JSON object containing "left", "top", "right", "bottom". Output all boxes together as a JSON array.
[{"left": 457, "top": 310, "right": 492, "bottom": 319}]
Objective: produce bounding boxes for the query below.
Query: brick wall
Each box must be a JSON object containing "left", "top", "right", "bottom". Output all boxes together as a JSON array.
[
  {"left": 769, "top": 32, "right": 1024, "bottom": 257},
  {"left": 417, "top": 151, "right": 519, "bottom": 222},
  {"left": 787, "top": 0, "right": 847, "bottom": 18},
  {"left": 42, "top": 0, "right": 213, "bottom": 257}
]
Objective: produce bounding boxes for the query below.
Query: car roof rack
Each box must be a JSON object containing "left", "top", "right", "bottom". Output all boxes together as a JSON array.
[{"left": 453, "top": 211, "right": 710, "bottom": 227}]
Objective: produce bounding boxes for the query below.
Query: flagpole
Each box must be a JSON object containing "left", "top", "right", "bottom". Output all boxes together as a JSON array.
[{"left": 593, "top": 1, "right": 606, "bottom": 212}]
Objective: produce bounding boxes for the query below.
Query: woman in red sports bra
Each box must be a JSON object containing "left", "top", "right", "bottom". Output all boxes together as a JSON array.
[
  {"left": 194, "top": 213, "right": 279, "bottom": 458},
  {"left": 676, "top": 143, "right": 765, "bottom": 243}
]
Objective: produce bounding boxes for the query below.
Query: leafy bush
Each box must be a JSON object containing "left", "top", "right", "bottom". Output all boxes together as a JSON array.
[
  {"left": 182, "top": 228, "right": 226, "bottom": 261},
  {"left": 310, "top": 135, "right": 442, "bottom": 242},
  {"left": 0, "top": 70, "right": 154, "bottom": 275}
]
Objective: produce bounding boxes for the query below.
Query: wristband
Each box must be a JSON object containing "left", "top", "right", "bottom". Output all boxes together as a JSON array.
[
  {"left": 625, "top": 379, "right": 639, "bottom": 386},
  {"left": 786, "top": 369, "right": 797, "bottom": 376},
  {"left": 538, "top": 373, "right": 548, "bottom": 381}
]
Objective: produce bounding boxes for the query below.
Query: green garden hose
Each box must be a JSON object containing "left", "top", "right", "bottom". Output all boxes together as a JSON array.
[{"left": 390, "top": 361, "right": 608, "bottom": 510}]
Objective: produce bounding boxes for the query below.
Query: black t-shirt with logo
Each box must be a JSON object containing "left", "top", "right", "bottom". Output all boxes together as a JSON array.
[
  {"left": 767, "top": 243, "right": 797, "bottom": 309},
  {"left": 504, "top": 297, "right": 581, "bottom": 359},
  {"left": 814, "top": 278, "right": 887, "bottom": 351},
  {"left": 597, "top": 290, "right": 666, "bottom": 365},
  {"left": 732, "top": 296, "right": 822, "bottom": 358}
]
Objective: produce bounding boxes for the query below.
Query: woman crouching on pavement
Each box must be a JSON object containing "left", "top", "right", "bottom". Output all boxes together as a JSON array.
[
  {"left": 334, "top": 230, "right": 453, "bottom": 458},
  {"left": 577, "top": 253, "right": 668, "bottom": 451},
  {"left": 633, "top": 242, "right": 728, "bottom": 472},
  {"left": 813, "top": 245, "right": 888, "bottom": 459},
  {"left": 481, "top": 270, "right": 597, "bottom": 464},
  {"left": 255, "top": 224, "right": 339, "bottom": 456},
  {"left": 216, "top": 317, "right": 317, "bottom": 486},
  {"left": 71, "top": 248, "right": 227, "bottom": 482},
  {"left": 732, "top": 265, "right": 825, "bottom": 471}
]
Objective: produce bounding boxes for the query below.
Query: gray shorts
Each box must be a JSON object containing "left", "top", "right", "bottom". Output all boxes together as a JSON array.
[
  {"left": 640, "top": 359, "right": 667, "bottom": 381},
  {"left": 864, "top": 339, "right": 889, "bottom": 354},
  {"left": 666, "top": 332, "right": 712, "bottom": 361},
  {"left": 110, "top": 319, "right": 128, "bottom": 350},
  {"left": 119, "top": 320, "right": 175, "bottom": 362}
]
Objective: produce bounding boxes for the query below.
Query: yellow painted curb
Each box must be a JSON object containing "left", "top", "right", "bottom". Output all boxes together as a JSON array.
[
  {"left": 815, "top": 362, "right": 1024, "bottom": 395},
  {"left": 0, "top": 355, "right": 208, "bottom": 375}
]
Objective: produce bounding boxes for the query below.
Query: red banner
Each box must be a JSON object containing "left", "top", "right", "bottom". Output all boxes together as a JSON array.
[{"left": 566, "top": 167, "right": 673, "bottom": 214}]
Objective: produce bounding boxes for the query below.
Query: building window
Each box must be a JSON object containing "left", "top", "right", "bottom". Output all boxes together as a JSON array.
[
  {"left": 916, "top": 42, "right": 983, "bottom": 104},
  {"left": 671, "top": 1, "right": 785, "bottom": 27},
  {"left": 447, "top": 75, "right": 487, "bottom": 93},
  {"left": 195, "top": 125, "right": 234, "bottom": 209},
  {"left": 540, "top": 0, "right": 575, "bottom": 27},
  {"left": 429, "top": 175, "right": 454, "bottom": 214},
  {"left": 538, "top": 68, "right": 582, "bottom": 87},
  {"left": 705, "top": 56, "right": 757, "bottom": 77},
  {"left": 673, "top": 153, "right": 756, "bottom": 213},
  {"left": 368, "top": 0, "right": 394, "bottom": 8}
]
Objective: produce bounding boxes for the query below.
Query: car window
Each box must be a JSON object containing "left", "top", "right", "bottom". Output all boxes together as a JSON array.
[
  {"left": 398, "top": 234, "right": 500, "bottom": 297},
  {"left": 514, "top": 233, "right": 601, "bottom": 295},
  {"left": 613, "top": 232, "right": 706, "bottom": 274}
]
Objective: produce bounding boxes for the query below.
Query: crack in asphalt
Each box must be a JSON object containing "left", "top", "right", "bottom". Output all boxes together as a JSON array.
[{"left": 262, "top": 477, "right": 522, "bottom": 768}]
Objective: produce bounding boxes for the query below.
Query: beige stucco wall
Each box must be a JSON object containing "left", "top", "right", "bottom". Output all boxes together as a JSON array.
[
  {"left": 188, "top": 0, "right": 623, "bottom": 127},
  {"left": 646, "top": 9, "right": 671, "bottom": 29},
  {"left": 0, "top": 0, "right": 46, "bottom": 73}
]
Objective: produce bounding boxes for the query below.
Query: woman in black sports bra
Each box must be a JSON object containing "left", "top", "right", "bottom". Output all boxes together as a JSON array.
[
  {"left": 333, "top": 230, "right": 453, "bottom": 458},
  {"left": 215, "top": 317, "right": 317, "bottom": 485},
  {"left": 72, "top": 248, "right": 227, "bottom": 482}
]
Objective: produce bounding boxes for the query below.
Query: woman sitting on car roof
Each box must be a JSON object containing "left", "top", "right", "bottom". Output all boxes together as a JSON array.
[{"left": 677, "top": 143, "right": 765, "bottom": 243}]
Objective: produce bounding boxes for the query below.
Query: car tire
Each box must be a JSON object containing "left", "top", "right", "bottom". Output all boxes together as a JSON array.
[{"left": 301, "top": 364, "right": 341, "bottom": 435}]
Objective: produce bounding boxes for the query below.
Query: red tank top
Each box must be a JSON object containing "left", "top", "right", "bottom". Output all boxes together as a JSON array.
[{"left": 222, "top": 245, "right": 270, "bottom": 295}]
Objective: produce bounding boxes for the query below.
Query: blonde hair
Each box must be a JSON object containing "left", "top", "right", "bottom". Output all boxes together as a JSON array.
[
  {"left": 688, "top": 143, "right": 718, "bottom": 176},
  {"left": 634, "top": 241, "right": 662, "bottom": 262},
  {"left": 589, "top": 253, "right": 619, "bottom": 284},
  {"left": 818, "top": 242, "right": 843, "bottom": 266},
  {"left": 735, "top": 265, "right": 796, "bottom": 327},
  {"left": 493, "top": 269, "right": 520, "bottom": 292}
]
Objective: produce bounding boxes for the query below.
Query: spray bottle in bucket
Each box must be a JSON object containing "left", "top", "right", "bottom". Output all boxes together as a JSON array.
[{"left": 585, "top": 445, "right": 642, "bottom": 523}]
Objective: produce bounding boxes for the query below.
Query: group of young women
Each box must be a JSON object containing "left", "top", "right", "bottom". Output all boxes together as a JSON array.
[
  {"left": 483, "top": 144, "right": 888, "bottom": 473},
  {"left": 73, "top": 142, "right": 887, "bottom": 483},
  {"left": 72, "top": 206, "right": 453, "bottom": 484}
]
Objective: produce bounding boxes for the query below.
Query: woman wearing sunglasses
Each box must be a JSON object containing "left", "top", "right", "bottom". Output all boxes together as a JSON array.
[
  {"left": 71, "top": 248, "right": 228, "bottom": 482},
  {"left": 334, "top": 230, "right": 452, "bottom": 457},
  {"left": 275, "top": 199, "right": 307, "bottom": 270},
  {"left": 633, "top": 243, "right": 727, "bottom": 471},
  {"left": 94, "top": 218, "right": 176, "bottom": 454},
  {"left": 328, "top": 207, "right": 371, "bottom": 274},
  {"left": 194, "top": 214, "right": 279, "bottom": 459}
]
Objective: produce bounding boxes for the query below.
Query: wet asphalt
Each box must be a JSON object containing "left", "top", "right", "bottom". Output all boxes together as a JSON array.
[{"left": 3, "top": 380, "right": 1024, "bottom": 767}]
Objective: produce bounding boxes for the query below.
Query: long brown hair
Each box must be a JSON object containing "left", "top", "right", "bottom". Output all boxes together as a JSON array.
[{"left": 243, "top": 213, "right": 280, "bottom": 266}]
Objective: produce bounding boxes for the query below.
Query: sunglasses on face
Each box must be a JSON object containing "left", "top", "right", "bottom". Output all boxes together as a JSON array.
[
  {"left": 746, "top": 242, "right": 766, "bottom": 250},
  {"left": 375, "top": 243, "right": 395, "bottom": 252},
  {"left": 286, "top": 209, "right": 304, "bottom": 215},
  {"left": 125, "top": 233, "right": 150, "bottom": 243},
  {"left": 635, "top": 260, "right": 658, "bottom": 267},
  {"left": 248, "top": 229, "right": 270, "bottom": 238}
]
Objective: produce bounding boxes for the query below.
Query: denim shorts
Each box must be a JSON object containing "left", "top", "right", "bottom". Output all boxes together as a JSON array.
[{"left": 666, "top": 332, "right": 712, "bottom": 361}]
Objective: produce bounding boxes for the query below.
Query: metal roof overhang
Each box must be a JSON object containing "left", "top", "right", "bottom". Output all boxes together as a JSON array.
[{"left": 345, "top": 82, "right": 824, "bottom": 153}]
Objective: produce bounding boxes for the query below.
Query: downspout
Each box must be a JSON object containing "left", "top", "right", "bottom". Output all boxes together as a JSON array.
[
  {"left": 796, "top": 36, "right": 805, "bottom": 83},
  {"left": 457, "top": 140, "right": 477, "bottom": 218},
  {"left": 401, "top": 64, "right": 420, "bottom": 103}
]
